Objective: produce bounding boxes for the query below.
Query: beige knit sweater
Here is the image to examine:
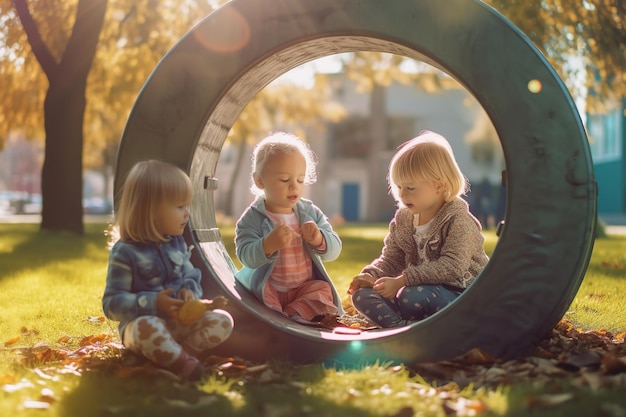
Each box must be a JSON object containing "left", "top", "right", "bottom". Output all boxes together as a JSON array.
[{"left": 361, "top": 198, "right": 489, "bottom": 289}]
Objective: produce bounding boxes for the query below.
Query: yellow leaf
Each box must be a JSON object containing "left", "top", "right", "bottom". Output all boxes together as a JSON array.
[{"left": 4, "top": 336, "right": 20, "bottom": 347}]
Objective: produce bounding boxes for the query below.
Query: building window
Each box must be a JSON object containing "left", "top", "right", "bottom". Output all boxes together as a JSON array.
[
  {"left": 387, "top": 116, "right": 416, "bottom": 150},
  {"left": 330, "top": 116, "right": 371, "bottom": 158},
  {"left": 330, "top": 115, "right": 416, "bottom": 158},
  {"left": 588, "top": 107, "right": 622, "bottom": 162}
]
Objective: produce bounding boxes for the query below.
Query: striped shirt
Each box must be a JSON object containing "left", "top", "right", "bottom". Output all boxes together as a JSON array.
[{"left": 267, "top": 212, "right": 312, "bottom": 292}]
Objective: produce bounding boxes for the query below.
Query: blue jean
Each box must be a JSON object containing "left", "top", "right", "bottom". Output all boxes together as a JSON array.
[{"left": 351, "top": 285, "right": 463, "bottom": 328}]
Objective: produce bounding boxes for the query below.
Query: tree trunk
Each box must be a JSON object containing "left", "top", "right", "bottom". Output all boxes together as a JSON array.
[
  {"left": 40, "top": 80, "right": 86, "bottom": 234},
  {"left": 13, "top": 0, "right": 108, "bottom": 234}
]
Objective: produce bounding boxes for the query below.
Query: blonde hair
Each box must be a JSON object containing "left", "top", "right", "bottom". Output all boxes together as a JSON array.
[
  {"left": 113, "top": 160, "right": 193, "bottom": 243},
  {"left": 250, "top": 131, "right": 317, "bottom": 197},
  {"left": 389, "top": 131, "right": 467, "bottom": 206}
]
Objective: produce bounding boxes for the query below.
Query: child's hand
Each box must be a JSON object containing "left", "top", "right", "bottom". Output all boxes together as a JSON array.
[
  {"left": 205, "top": 295, "right": 228, "bottom": 310},
  {"left": 373, "top": 276, "right": 405, "bottom": 299},
  {"left": 301, "top": 221, "right": 323, "bottom": 247},
  {"left": 264, "top": 221, "right": 297, "bottom": 255},
  {"left": 347, "top": 273, "right": 375, "bottom": 295},
  {"left": 156, "top": 288, "right": 184, "bottom": 318},
  {"left": 177, "top": 288, "right": 195, "bottom": 302}
]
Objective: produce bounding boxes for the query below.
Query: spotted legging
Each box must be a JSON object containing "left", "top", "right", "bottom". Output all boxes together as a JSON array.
[{"left": 123, "top": 310, "right": 233, "bottom": 367}]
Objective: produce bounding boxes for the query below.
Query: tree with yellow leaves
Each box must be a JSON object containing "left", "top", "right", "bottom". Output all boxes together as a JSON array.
[
  {"left": 0, "top": 0, "right": 622, "bottom": 233},
  {"left": 1, "top": 0, "right": 216, "bottom": 233}
]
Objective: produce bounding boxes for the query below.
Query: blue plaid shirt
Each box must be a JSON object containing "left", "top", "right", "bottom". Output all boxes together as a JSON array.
[{"left": 102, "top": 235, "right": 202, "bottom": 338}]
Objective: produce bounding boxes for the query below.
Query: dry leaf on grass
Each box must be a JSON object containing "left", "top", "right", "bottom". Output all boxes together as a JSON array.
[
  {"left": 526, "top": 393, "right": 574, "bottom": 408},
  {"left": 410, "top": 319, "right": 626, "bottom": 394},
  {"left": 4, "top": 336, "right": 20, "bottom": 347}
]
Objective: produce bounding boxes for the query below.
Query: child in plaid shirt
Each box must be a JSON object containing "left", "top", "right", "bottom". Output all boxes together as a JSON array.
[{"left": 103, "top": 160, "right": 233, "bottom": 381}]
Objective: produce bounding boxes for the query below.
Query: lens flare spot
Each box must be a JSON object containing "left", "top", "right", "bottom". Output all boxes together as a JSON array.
[
  {"left": 528, "top": 79, "right": 542, "bottom": 93},
  {"left": 349, "top": 340, "right": 364, "bottom": 352},
  {"left": 193, "top": 7, "right": 251, "bottom": 53}
]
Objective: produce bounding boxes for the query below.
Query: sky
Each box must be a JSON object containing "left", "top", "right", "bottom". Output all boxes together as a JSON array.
[{"left": 272, "top": 54, "right": 344, "bottom": 88}]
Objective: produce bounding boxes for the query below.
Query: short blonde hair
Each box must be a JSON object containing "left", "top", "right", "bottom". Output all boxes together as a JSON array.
[
  {"left": 389, "top": 131, "right": 467, "bottom": 206},
  {"left": 250, "top": 132, "right": 317, "bottom": 197},
  {"left": 114, "top": 160, "right": 193, "bottom": 243}
]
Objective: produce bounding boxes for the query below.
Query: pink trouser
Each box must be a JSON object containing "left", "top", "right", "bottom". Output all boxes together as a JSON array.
[
  {"left": 264, "top": 279, "right": 338, "bottom": 320},
  {"left": 123, "top": 310, "right": 233, "bottom": 366}
]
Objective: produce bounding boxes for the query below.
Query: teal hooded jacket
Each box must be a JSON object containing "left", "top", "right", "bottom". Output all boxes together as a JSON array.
[{"left": 234, "top": 198, "right": 344, "bottom": 314}]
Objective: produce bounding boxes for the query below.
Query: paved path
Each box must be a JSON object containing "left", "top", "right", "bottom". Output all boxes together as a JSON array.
[
  {"left": 0, "top": 213, "right": 112, "bottom": 224},
  {"left": 606, "top": 225, "right": 626, "bottom": 236}
]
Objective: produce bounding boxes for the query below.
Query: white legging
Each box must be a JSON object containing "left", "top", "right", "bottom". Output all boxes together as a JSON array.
[{"left": 123, "top": 310, "right": 233, "bottom": 366}]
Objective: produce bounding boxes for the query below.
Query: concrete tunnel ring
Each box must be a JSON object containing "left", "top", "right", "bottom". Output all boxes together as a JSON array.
[{"left": 114, "top": 0, "right": 596, "bottom": 365}]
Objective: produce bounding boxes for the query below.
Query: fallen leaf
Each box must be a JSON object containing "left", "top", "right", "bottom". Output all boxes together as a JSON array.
[
  {"left": 527, "top": 393, "right": 574, "bottom": 408},
  {"left": 86, "top": 316, "right": 106, "bottom": 323},
  {"left": 557, "top": 350, "right": 602, "bottom": 371},
  {"left": 0, "top": 374, "right": 18, "bottom": 385},
  {"left": 601, "top": 350, "right": 626, "bottom": 375},
  {"left": 614, "top": 331, "right": 626, "bottom": 340},
  {"left": 454, "top": 348, "right": 496, "bottom": 365},
  {"left": 39, "top": 387, "right": 56, "bottom": 404},
  {"left": 79, "top": 333, "right": 109, "bottom": 347},
  {"left": 4, "top": 336, "right": 20, "bottom": 347}
]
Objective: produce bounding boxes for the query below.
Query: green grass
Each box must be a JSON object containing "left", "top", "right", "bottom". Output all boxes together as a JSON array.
[
  {"left": 1, "top": 222, "right": 626, "bottom": 416},
  {"left": 0, "top": 224, "right": 111, "bottom": 344},
  {"left": 568, "top": 234, "right": 626, "bottom": 331}
]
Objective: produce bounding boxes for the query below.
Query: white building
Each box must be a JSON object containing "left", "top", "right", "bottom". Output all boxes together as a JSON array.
[{"left": 215, "top": 73, "right": 504, "bottom": 226}]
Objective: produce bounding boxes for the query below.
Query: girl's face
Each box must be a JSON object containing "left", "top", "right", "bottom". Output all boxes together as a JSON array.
[
  {"left": 255, "top": 151, "right": 306, "bottom": 214},
  {"left": 395, "top": 179, "right": 446, "bottom": 222},
  {"left": 155, "top": 196, "right": 191, "bottom": 237}
]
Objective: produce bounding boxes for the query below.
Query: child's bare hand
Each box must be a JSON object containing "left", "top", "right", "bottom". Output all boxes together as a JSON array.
[
  {"left": 204, "top": 295, "right": 228, "bottom": 310},
  {"left": 177, "top": 288, "right": 195, "bottom": 302},
  {"left": 156, "top": 288, "right": 184, "bottom": 318},
  {"left": 373, "top": 276, "right": 405, "bottom": 299},
  {"left": 347, "top": 273, "right": 375, "bottom": 295},
  {"left": 264, "top": 221, "right": 297, "bottom": 255},
  {"left": 301, "top": 221, "right": 323, "bottom": 247}
]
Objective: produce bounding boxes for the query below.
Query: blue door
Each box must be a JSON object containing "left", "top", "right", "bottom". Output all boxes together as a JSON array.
[{"left": 342, "top": 183, "right": 360, "bottom": 221}]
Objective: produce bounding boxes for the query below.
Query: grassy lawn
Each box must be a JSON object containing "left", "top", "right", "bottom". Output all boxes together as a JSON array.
[{"left": 1, "top": 222, "right": 626, "bottom": 416}]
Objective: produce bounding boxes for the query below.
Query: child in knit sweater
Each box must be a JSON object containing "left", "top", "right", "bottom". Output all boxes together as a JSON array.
[{"left": 348, "top": 131, "right": 489, "bottom": 328}]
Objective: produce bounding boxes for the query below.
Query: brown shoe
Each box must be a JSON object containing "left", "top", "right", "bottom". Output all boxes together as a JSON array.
[{"left": 313, "top": 314, "right": 340, "bottom": 329}]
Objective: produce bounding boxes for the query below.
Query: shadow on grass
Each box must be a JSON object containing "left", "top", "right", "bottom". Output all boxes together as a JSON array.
[
  {"left": 59, "top": 363, "right": 380, "bottom": 417},
  {"left": 0, "top": 223, "right": 109, "bottom": 281}
]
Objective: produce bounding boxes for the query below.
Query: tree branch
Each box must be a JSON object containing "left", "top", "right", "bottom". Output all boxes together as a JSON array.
[
  {"left": 12, "top": 0, "right": 58, "bottom": 80},
  {"left": 61, "top": 0, "right": 107, "bottom": 80}
]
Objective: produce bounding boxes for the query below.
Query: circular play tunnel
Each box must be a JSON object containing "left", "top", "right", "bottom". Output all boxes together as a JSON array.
[{"left": 114, "top": 0, "right": 596, "bottom": 366}]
